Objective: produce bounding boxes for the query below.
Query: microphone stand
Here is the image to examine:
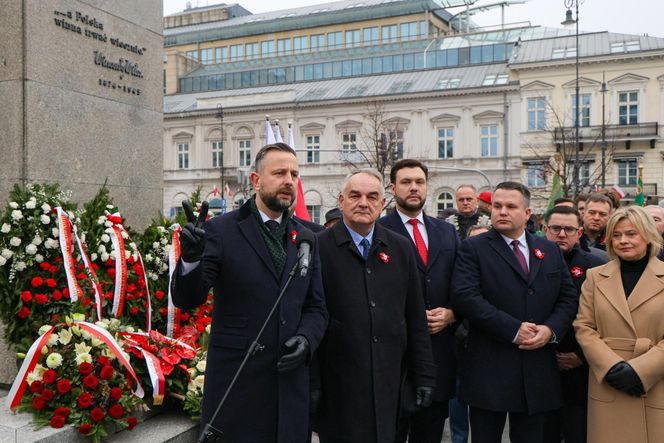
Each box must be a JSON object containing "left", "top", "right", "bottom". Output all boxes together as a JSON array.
[{"left": 198, "top": 257, "right": 305, "bottom": 442}]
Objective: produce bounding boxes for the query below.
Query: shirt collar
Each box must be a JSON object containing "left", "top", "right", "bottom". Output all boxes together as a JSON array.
[
  {"left": 396, "top": 209, "right": 424, "bottom": 226},
  {"left": 500, "top": 231, "right": 527, "bottom": 248},
  {"left": 343, "top": 221, "right": 374, "bottom": 247},
  {"left": 257, "top": 209, "right": 283, "bottom": 225}
]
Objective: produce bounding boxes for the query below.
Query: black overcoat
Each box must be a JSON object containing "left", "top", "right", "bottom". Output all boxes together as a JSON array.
[
  {"left": 450, "top": 229, "right": 578, "bottom": 414},
  {"left": 378, "top": 211, "right": 460, "bottom": 402},
  {"left": 314, "top": 221, "right": 436, "bottom": 443},
  {"left": 171, "top": 200, "right": 328, "bottom": 443}
]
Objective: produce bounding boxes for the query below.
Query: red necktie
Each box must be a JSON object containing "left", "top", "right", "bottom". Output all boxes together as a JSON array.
[
  {"left": 511, "top": 239, "right": 529, "bottom": 276},
  {"left": 408, "top": 219, "right": 428, "bottom": 266}
]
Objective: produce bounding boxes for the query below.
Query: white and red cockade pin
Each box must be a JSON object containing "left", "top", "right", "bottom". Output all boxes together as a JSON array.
[
  {"left": 290, "top": 230, "right": 297, "bottom": 244},
  {"left": 534, "top": 248, "right": 545, "bottom": 259},
  {"left": 378, "top": 252, "right": 390, "bottom": 263},
  {"left": 570, "top": 266, "right": 584, "bottom": 278}
]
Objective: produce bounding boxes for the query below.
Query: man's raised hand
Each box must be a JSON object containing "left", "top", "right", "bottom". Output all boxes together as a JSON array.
[{"left": 180, "top": 200, "right": 209, "bottom": 263}]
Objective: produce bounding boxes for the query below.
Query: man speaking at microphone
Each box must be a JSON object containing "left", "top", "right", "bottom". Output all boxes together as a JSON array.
[{"left": 171, "top": 142, "right": 328, "bottom": 442}]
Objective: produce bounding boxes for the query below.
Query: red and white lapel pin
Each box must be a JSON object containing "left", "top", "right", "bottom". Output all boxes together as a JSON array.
[
  {"left": 290, "top": 230, "right": 297, "bottom": 244},
  {"left": 534, "top": 248, "right": 545, "bottom": 259},
  {"left": 570, "top": 266, "right": 584, "bottom": 278},
  {"left": 378, "top": 252, "right": 390, "bottom": 263}
]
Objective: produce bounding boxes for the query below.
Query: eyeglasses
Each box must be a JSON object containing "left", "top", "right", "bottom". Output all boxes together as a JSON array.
[{"left": 547, "top": 225, "right": 579, "bottom": 235}]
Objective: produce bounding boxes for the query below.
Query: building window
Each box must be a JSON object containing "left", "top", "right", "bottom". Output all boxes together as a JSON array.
[
  {"left": 572, "top": 94, "right": 591, "bottom": 127},
  {"left": 306, "top": 205, "right": 321, "bottom": 224},
  {"left": 382, "top": 25, "right": 397, "bottom": 43},
  {"left": 618, "top": 160, "right": 637, "bottom": 185},
  {"left": 212, "top": 141, "right": 223, "bottom": 168},
  {"left": 245, "top": 43, "right": 258, "bottom": 60},
  {"left": 177, "top": 143, "right": 189, "bottom": 169},
  {"left": 435, "top": 78, "right": 461, "bottom": 89},
  {"left": 482, "top": 74, "right": 509, "bottom": 86},
  {"left": 230, "top": 44, "right": 243, "bottom": 61},
  {"left": 327, "top": 32, "right": 342, "bottom": 49},
  {"left": 340, "top": 132, "right": 358, "bottom": 160},
  {"left": 619, "top": 91, "right": 638, "bottom": 125},
  {"left": 200, "top": 48, "right": 213, "bottom": 64},
  {"left": 419, "top": 20, "right": 428, "bottom": 38},
  {"left": 239, "top": 140, "right": 251, "bottom": 167},
  {"left": 551, "top": 47, "right": 577, "bottom": 59},
  {"left": 480, "top": 125, "right": 498, "bottom": 157},
  {"left": 363, "top": 27, "right": 378, "bottom": 45},
  {"left": 261, "top": 40, "right": 275, "bottom": 57},
  {"left": 437, "top": 192, "right": 454, "bottom": 217},
  {"left": 526, "top": 164, "right": 545, "bottom": 187},
  {"left": 185, "top": 50, "right": 198, "bottom": 60},
  {"left": 437, "top": 127, "right": 454, "bottom": 159},
  {"left": 527, "top": 98, "right": 546, "bottom": 130},
  {"left": 215, "top": 46, "right": 227, "bottom": 63},
  {"left": 345, "top": 29, "right": 361, "bottom": 48},
  {"left": 576, "top": 162, "right": 591, "bottom": 186},
  {"left": 311, "top": 34, "right": 325, "bottom": 51},
  {"left": 306, "top": 135, "right": 320, "bottom": 164},
  {"left": 389, "top": 130, "right": 404, "bottom": 160},
  {"left": 400, "top": 22, "right": 417, "bottom": 41},
  {"left": 277, "top": 38, "right": 291, "bottom": 55},
  {"left": 293, "top": 36, "right": 308, "bottom": 54}
]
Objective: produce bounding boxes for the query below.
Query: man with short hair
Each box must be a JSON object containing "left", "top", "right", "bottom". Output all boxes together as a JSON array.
[
  {"left": 544, "top": 206, "right": 607, "bottom": 443},
  {"left": 315, "top": 169, "right": 436, "bottom": 443},
  {"left": 553, "top": 197, "right": 575, "bottom": 208},
  {"left": 580, "top": 194, "right": 613, "bottom": 251},
  {"left": 451, "top": 181, "right": 578, "bottom": 443},
  {"left": 644, "top": 205, "right": 664, "bottom": 261},
  {"left": 451, "top": 185, "right": 480, "bottom": 239},
  {"left": 574, "top": 193, "right": 589, "bottom": 219},
  {"left": 379, "top": 159, "right": 460, "bottom": 443}
]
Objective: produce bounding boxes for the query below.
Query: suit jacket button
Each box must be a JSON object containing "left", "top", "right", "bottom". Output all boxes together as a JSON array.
[
  {"left": 426, "top": 277, "right": 431, "bottom": 283},
  {"left": 367, "top": 268, "right": 372, "bottom": 274},
  {"left": 370, "top": 300, "right": 376, "bottom": 307},
  {"left": 281, "top": 319, "right": 286, "bottom": 325},
  {"left": 372, "top": 336, "right": 378, "bottom": 343},
  {"left": 528, "top": 289, "right": 534, "bottom": 295}
]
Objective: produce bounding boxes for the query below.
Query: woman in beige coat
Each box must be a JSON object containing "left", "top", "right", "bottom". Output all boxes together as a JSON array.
[{"left": 574, "top": 205, "right": 664, "bottom": 443}]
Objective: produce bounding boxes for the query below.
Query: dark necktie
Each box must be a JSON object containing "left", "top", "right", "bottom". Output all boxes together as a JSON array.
[
  {"left": 359, "top": 238, "right": 370, "bottom": 260},
  {"left": 265, "top": 220, "right": 280, "bottom": 234},
  {"left": 408, "top": 219, "right": 428, "bottom": 266},
  {"left": 511, "top": 239, "right": 529, "bottom": 275}
]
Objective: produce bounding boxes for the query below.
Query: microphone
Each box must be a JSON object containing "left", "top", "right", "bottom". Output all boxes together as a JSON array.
[{"left": 295, "top": 229, "right": 315, "bottom": 277}]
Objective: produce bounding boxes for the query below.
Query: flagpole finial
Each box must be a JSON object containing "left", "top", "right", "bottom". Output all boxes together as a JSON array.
[
  {"left": 275, "top": 119, "right": 279, "bottom": 124},
  {"left": 265, "top": 115, "right": 270, "bottom": 120},
  {"left": 288, "top": 121, "right": 292, "bottom": 127}
]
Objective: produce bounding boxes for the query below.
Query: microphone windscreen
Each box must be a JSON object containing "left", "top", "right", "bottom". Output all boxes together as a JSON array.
[{"left": 295, "top": 228, "right": 315, "bottom": 247}]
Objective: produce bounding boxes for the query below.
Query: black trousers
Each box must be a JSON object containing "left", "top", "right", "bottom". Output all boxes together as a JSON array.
[
  {"left": 395, "top": 400, "right": 449, "bottom": 443},
  {"left": 556, "top": 403, "right": 586, "bottom": 443},
  {"left": 468, "top": 407, "right": 558, "bottom": 443}
]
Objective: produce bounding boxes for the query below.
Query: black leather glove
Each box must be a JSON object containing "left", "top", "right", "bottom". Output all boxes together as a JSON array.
[
  {"left": 180, "top": 200, "right": 209, "bottom": 263},
  {"left": 415, "top": 386, "right": 434, "bottom": 408},
  {"left": 309, "top": 389, "right": 322, "bottom": 414},
  {"left": 277, "top": 335, "right": 310, "bottom": 372},
  {"left": 605, "top": 361, "right": 645, "bottom": 397}
]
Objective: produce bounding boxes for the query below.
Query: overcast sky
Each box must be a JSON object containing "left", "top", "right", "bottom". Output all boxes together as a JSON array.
[{"left": 163, "top": 0, "right": 663, "bottom": 38}]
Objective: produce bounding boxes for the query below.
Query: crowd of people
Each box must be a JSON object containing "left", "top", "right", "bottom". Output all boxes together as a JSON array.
[{"left": 172, "top": 142, "right": 664, "bottom": 443}]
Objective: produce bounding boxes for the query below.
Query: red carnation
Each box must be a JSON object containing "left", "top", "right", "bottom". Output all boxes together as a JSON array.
[
  {"left": 50, "top": 415, "right": 65, "bottom": 428},
  {"left": 155, "top": 290, "right": 165, "bottom": 300},
  {"left": 41, "top": 388, "right": 55, "bottom": 401},
  {"left": 52, "top": 290, "right": 63, "bottom": 301},
  {"left": 83, "top": 374, "right": 99, "bottom": 390},
  {"left": 56, "top": 379, "right": 72, "bottom": 395},
  {"left": 127, "top": 283, "right": 136, "bottom": 293},
  {"left": 49, "top": 265, "right": 58, "bottom": 274},
  {"left": 29, "top": 380, "right": 44, "bottom": 394},
  {"left": 104, "top": 291, "right": 113, "bottom": 300},
  {"left": 54, "top": 406, "right": 70, "bottom": 418},
  {"left": 82, "top": 297, "right": 91, "bottom": 307},
  {"left": 133, "top": 264, "right": 143, "bottom": 275},
  {"left": 62, "top": 288, "right": 70, "bottom": 298},
  {"left": 79, "top": 362, "right": 94, "bottom": 375},
  {"left": 78, "top": 423, "right": 92, "bottom": 435},
  {"left": 126, "top": 293, "right": 134, "bottom": 301},
  {"left": 90, "top": 407, "right": 105, "bottom": 423},
  {"left": 126, "top": 416, "right": 138, "bottom": 430},
  {"left": 35, "top": 293, "right": 48, "bottom": 304},
  {"left": 17, "top": 307, "right": 30, "bottom": 319},
  {"left": 100, "top": 365, "right": 115, "bottom": 380},
  {"left": 110, "top": 386, "right": 123, "bottom": 401},
  {"left": 77, "top": 272, "right": 87, "bottom": 280},
  {"left": 39, "top": 262, "right": 50, "bottom": 270},
  {"left": 109, "top": 403, "right": 124, "bottom": 419},
  {"left": 20, "top": 291, "right": 32, "bottom": 303},
  {"left": 42, "top": 369, "right": 57, "bottom": 384},
  {"left": 45, "top": 278, "right": 57, "bottom": 288},
  {"left": 31, "top": 277, "right": 44, "bottom": 288},
  {"left": 32, "top": 396, "right": 46, "bottom": 410},
  {"left": 196, "top": 322, "right": 205, "bottom": 333},
  {"left": 159, "top": 307, "right": 168, "bottom": 317},
  {"left": 130, "top": 306, "right": 139, "bottom": 315},
  {"left": 107, "top": 268, "right": 116, "bottom": 279},
  {"left": 97, "top": 356, "right": 110, "bottom": 367},
  {"left": 77, "top": 392, "right": 93, "bottom": 408}
]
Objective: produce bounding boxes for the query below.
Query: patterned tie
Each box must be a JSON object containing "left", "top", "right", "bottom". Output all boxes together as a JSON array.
[
  {"left": 359, "top": 238, "right": 370, "bottom": 260},
  {"left": 408, "top": 219, "right": 428, "bottom": 266},
  {"left": 265, "top": 220, "right": 280, "bottom": 234},
  {"left": 511, "top": 239, "right": 529, "bottom": 276}
]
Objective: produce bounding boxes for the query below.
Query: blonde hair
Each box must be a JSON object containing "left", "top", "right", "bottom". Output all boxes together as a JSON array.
[{"left": 605, "top": 205, "right": 663, "bottom": 259}]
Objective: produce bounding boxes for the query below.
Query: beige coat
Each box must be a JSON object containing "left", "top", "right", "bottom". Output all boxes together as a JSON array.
[{"left": 574, "top": 257, "right": 664, "bottom": 443}]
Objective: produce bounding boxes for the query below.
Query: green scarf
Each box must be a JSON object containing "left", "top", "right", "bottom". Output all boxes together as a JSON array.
[{"left": 250, "top": 197, "right": 288, "bottom": 275}]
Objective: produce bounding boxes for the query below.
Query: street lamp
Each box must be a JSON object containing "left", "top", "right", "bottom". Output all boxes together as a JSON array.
[
  {"left": 562, "top": 0, "right": 582, "bottom": 196},
  {"left": 216, "top": 104, "right": 226, "bottom": 213}
]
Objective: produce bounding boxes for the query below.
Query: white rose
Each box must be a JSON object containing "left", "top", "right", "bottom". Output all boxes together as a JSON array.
[
  {"left": 125, "top": 250, "right": 131, "bottom": 260},
  {"left": 0, "top": 256, "right": 6, "bottom": 266},
  {"left": 40, "top": 215, "right": 50, "bottom": 225},
  {"left": 90, "top": 253, "right": 98, "bottom": 262},
  {"left": 101, "top": 252, "right": 109, "bottom": 262},
  {"left": 100, "top": 234, "right": 110, "bottom": 243},
  {"left": 98, "top": 244, "right": 106, "bottom": 254},
  {"left": 1, "top": 223, "right": 10, "bottom": 233},
  {"left": 9, "top": 237, "right": 21, "bottom": 247},
  {"left": 46, "top": 352, "right": 63, "bottom": 368},
  {"left": 58, "top": 329, "right": 73, "bottom": 345},
  {"left": 44, "top": 238, "right": 58, "bottom": 249},
  {"left": 97, "top": 216, "right": 106, "bottom": 225},
  {"left": 15, "top": 261, "right": 26, "bottom": 271},
  {"left": 194, "top": 375, "right": 205, "bottom": 389},
  {"left": 106, "top": 205, "right": 115, "bottom": 209},
  {"left": 25, "top": 244, "right": 37, "bottom": 255},
  {"left": 11, "top": 210, "right": 23, "bottom": 221},
  {"left": 32, "top": 236, "right": 42, "bottom": 246},
  {"left": 144, "top": 254, "right": 153, "bottom": 263},
  {"left": 52, "top": 227, "right": 59, "bottom": 237},
  {"left": 109, "top": 250, "right": 116, "bottom": 260},
  {"left": 1, "top": 249, "right": 13, "bottom": 259},
  {"left": 104, "top": 220, "right": 113, "bottom": 227},
  {"left": 35, "top": 254, "right": 44, "bottom": 263},
  {"left": 41, "top": 203, "right": 51, "bottom": 213},
  {"left": 25, "top": 200, "right": 36, "bottom": 209},
  {"left": 196, "top": 360, "right": 206, "bottom": 373},
  {"left": 9, "top": 202, "right": 18, "bottom": 209},
  {"left": 152, "top": 242, "right": 159, "bottom": 249},
  {"left": 161, "top": 238, "right": 168, "bottom": 246}
]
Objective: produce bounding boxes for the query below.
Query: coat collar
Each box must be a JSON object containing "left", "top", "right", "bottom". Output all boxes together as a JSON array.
[
  {"left": 332, "top": 219, "right": 390, "bottom": 261},
  {"left": 487, "top": 228, "right": 542, "bottom": 283}
]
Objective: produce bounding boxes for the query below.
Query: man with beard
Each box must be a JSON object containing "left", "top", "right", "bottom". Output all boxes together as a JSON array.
[
  {"left": 450, "top": 185, "right": 480, "bottom": 239},
  {"left": 378, "top": 159, "right": 460, "bottom": 443},
  {"left": 314, "top": 169, "right": 436, "bottom": 442},
  {"left": 171, "top": 143, "right": 328, "bottom": 442},
  {"left": 544, "top": 206, "right": 606, "bottom": 443}
]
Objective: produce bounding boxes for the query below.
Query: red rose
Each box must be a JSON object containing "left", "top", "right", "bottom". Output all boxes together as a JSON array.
[
  {"left": 104, "top": 291, "right": 113, "bottom": 300},
  {"left": 110, "top": 387, "right": 123, "bottom": 401},
  {"left": 196, "top": 322, "right": 205, "bottom": 333},
  {"left": 126, "top": 416, "right": 138, "bottom": 430},
  {"left": 97, "top": 356, "right": 110, "bottom": 367},
  {"left": 129, "top": 306, "right": 138, "bottom": 315},
  {"left": 79, "top": 362, "right": 94, "bottom": 375},
  {"left": 90, "top": 407, "right": 105, "bottom": 423},
  {"left": 54, "top": 406, "right": 70, "bottom": 418},
  {"left": 41, "top": 388, "right": 55, "bottom": 401},
  {"left": 42, "top": 369, "right": 57, "bottom": 384},
  {"left": 56, "top": 379, "right": 72, "bottom": 394},
  {"left": 29, "top": 380, "right": 44, "bottom": 394},
  {"left": 52, "top": 290, "right": 63, "bottom": 301},
  {"left": 127, "top": 283, "right": 136, "bottom": 293},
  {"left": 49, "top": 265, "right": 58, "bottom": 274},
  {"left": 32, "top": 396, "right": 46, "bottom": 410},
  {"left": 100, "top": 365, "right": 115, "bottom": 380},
  {"left": 50, "top": 415, "right": 65, "bottom": 428},
  {"left": 78, "top": 392, "right": 93, "bottom": 408},
  {"left": 62, "top": 288, "right": 70, "bottom": 298},
  {"left": 136, "top": 291, "right": 145, "bottom": 299},
  {"left": 107, "top": 268, "right": 116, "bottom": 279},
  {"left": 17, "top": 307, "right": 30, "bottom": 319},
  {"left": 133, "top": 264, "right": 143, "bottom": 275},
  {"left": 45, "top": 278, "right": 57, "bottom": 288},
  {"left": 39, "top": 262, "right": 50, "bottom": 270},
  {"left": 35, "top": 293, "right": 48, "bottom": 304},
  {"left": 31, "top": 277, "right": 44, "bottom": 288},
  {"left": 126, "top": 293, "right": 134, "bottom": 301},
  {"left": 83, "top": 374, "right": 99, "bottom": 390},
  {"left": 109, "top": 403, "right": 124, "bottom": 419},
  {"left": 77, "top": 272, "right": 86, "bottom": 280},
  {"left": 20, "top": 291, "right": 32, "bottom": 303},
  {"left": 78, "top": 423, "right": 92, "bottom": 435},
  {"left": 180, "top": 313, "right": 190, "bottom": 321},
  {"left": 155, "top": 290, "right": 165, "bottom": 300},
  {"left": 159, "top": 307, "right": 168, "bottom": 317},
  {"left": 82, "top": 297, "right": 91, "bottom": 307}
]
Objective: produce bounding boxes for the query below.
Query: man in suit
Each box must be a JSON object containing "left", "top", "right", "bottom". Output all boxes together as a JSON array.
[
  {"left": 451, "top": 181, "right": 578, "bottom": 443},
  {"left": 171, "top": 142, "right": 328, "bottom": 443},
  {"left": 314, "top": 168, "right": 436, "bottom": 443},
  {"left": 378, "top": 159, "right": 459, "bottom": 443},
  {"left": 544, "top": 205, "right": 607, "bottom": 443},
  {"left": 580, "top": 194, "right": 614, "bottom": 251}
]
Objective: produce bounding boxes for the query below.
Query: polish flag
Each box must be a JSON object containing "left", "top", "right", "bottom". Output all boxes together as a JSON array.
[{"left": 288, "top": 122, "right": 310, "bottom": 221}]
